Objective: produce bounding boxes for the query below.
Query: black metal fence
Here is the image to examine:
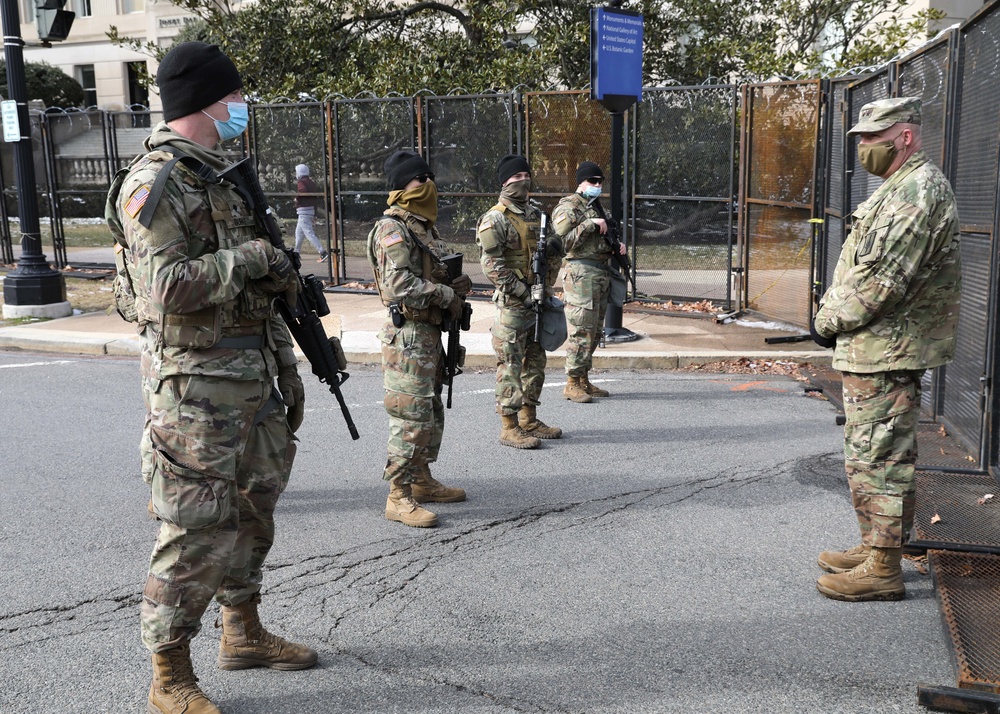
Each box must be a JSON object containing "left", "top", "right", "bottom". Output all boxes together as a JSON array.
[{"left": 6, "top": 1, "right": 1000, "bottom": 472}]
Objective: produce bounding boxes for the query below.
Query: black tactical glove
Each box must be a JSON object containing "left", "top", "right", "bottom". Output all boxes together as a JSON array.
[
  {"left": 258, "top": 248, "right": 301, "bottom": 297},
  {"left": 446, "top": 294, "right": 464, "bottom": 322},
  {"left": 810, "top": 320, "right": 837, "bottom": 349},
  {"left": 278, "top": 364, "right": 305, "bottom": 433},
  {"left": 450, "top": 273, "right": 472, "bottom": 297},
  {"left": 546, "top": 237, "right": 564, "bottom": 258}
]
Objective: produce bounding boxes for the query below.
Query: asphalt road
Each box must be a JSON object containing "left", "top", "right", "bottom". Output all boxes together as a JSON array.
[{"left": 0, "top": 352, "right": 952, "bottom": 713}]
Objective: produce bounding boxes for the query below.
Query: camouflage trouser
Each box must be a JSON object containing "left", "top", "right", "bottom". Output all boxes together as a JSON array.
[
  {"left": 562, "top": 260, "right": 610, "bottom": 377},
  {"left": 140, "top": 373, "right": 294, "bottom": 653},
  {"left": 842, "top": 370, "right": 924, "bottom": 548},
  {"left": 379, "top": 319, "right": 445, "bottom": 483},
  {"left": 491, "top": 303, "right": 547, "bottom": 416}
]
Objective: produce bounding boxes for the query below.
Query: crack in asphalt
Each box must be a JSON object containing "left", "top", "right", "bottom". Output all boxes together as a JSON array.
[{"left": 1, "top": 460, "right": 804, "bottom": 712}]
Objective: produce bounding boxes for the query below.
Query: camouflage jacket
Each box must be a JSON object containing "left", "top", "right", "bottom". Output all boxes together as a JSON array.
[
  {"left": 551, "top": 192, "right": 612, "bottom": 262},
  {"left": 366, "top": 205, "right": 457, "bottom": 324},
  {"left": 815, "top": 150, "right": 961, "bottom": 372},
  {"left": 106, "top": 122, "right": 296, "bottom": 380},
  {"left": 476, "top": 200, "right": 563, "bottom": 310}
]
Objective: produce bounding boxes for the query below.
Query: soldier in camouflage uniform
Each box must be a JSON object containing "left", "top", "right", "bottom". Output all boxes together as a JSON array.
[
  {"left": 105, "top": 42, "right": 317, "bottom": 714},
  {"left": 811, "top": 97, "right": 961, "bottom": 602},
  {"left": 477, "top": 155, "right": 565, "bottom": 449},
  {"left": 552, "top": 162, "right": 626, "bottom": 403},
  {"left": 367, "top": 150, "right": 472, "bottom": 528}
]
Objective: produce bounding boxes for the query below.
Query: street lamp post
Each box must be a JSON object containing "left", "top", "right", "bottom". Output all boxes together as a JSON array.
[{"left": 1, "top": 0, "right": 69, "bottom": 319}]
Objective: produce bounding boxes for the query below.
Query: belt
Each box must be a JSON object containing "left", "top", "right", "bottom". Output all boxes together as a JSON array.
[
  {"left": 216, "top": 335, "right": 266, "bottom": 349},
  {"left": 567, "top": 258, "right": 610, "bottom": 270}
]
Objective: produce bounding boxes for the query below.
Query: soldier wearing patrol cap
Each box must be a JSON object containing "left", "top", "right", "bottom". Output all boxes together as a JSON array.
[
  {"left": 811, "top": 97, "right": 961, "bottom": 602},
  {"left": 366, "top": 150, "right": 473, "bottom": 528},
  {"left": 476, "top": 154, "right": 566, "bottom": 449},
  {"left": 105, "top": 41, "right": 316, "bottom": 714}
]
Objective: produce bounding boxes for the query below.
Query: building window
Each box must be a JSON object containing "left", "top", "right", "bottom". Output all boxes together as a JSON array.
[
  {"left": 76, "top": 64, "right": 97, "bottom": 107},
  {"left": 120, "top": 0, "right": 144, "bottom": 12},
  {"left": 72, "top": 0, "right": 91, "bottom": 17}
]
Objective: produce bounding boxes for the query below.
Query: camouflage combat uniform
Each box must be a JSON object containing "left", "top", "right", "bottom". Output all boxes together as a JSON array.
[
  {"left": 367, "top": 206, "right": 457, "bottom": 484},
  {"left": 815, "top": 149, "right": 961, "bottom": 548},
  {"left": 107, "top": 122, "right": 299, "bottom": 652},
  {"left": 477, "top": 201, "right": 563, "bottom": 415},
  {"left": 552, "top": 193, "right": 613, "bottom": 377}
]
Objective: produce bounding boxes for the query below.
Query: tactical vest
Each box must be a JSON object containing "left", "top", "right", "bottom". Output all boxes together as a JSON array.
[
  {"left": 491, "top": 203, "right": 539, "bottom": 283},
  {"left": 372, "top": 208, "right": 448, "bottom": 325},
  {"left": 107, "top": 147, "right": 273, "bottom": 348}
]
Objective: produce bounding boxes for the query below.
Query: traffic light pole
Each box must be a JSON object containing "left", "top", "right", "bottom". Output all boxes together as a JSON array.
[{"left": 1, "top": 0, "right": 69, "bottom": 318}]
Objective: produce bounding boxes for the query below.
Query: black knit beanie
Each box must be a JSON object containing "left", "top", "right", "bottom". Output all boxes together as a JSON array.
[
  {"left": 496, "top": 154, "right": 531, "bottom": 185},
  {"left": 575, "top": 161, "right": 605, "bottom": 185},
  {"left": 157, "top": 42, "right": 243, "bottom": 122},
  {"left": 384, "top": 151, "right": 431, "bottom": 190}
]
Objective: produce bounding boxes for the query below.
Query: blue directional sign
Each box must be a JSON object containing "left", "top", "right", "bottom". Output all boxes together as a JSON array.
[{"left": 590, "top": 7, "right": 644, "bottom": 111}]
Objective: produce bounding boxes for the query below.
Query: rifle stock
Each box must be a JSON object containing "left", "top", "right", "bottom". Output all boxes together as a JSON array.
[{"left": 219, "top": 158, "right": 360, "bottom": 440}]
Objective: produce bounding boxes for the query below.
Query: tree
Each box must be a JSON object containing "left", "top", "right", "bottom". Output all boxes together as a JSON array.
[
  {"left": 0, "top": 60, "right": 85, "bottom": 108},
  {"left": 109, "top": 0, "right": 945, "bottom": 99}
]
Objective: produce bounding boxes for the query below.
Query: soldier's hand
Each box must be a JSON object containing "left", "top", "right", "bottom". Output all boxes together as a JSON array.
[
  {"left": 278, "top": 364, "right": 305, "bottom": 433},
  {"left": 450, "top": 273, "right": 472, "bottom": 297},
  {"left": 259, "top": 249, "right": 299, "bottom": 294},
  {"left": 446, "top": 294, "right": 464, "bottom": 322},
  {"left": 592, "top": 218, "right": 608, "bottom": 235},
  {"left": 521, "top": 292, "right": 534, "bottom": 310},
  {"left": 810, "top": 320, "right": 837, "bottom": 349}
]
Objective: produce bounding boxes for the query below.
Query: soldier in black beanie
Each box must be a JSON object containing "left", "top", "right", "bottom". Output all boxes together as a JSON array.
[
  {"left": 476, "top": 154, "right": 565, "bottom": 449},
  {"left": 106, "top": 41, "right": 316, "bottom": 714},
  {"left": 366, "top": 150, "right": 473, "bottom": 527},
  {"left": 552, "top": 160, "right": 624, "bottom": 402}
]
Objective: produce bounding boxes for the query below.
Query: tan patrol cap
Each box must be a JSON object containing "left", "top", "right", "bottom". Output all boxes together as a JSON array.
[{"left": 847, "top": 97, "right": 922, "bottom": 135}]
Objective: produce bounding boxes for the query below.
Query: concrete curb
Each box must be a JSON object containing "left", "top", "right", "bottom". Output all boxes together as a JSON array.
[{"left": 0, "top": 324, "right": 832, "bottom": 369}]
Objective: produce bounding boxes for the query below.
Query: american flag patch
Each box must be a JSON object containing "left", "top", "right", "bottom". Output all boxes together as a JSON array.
[
  {"left": 382, "top": 232, "right": 404, "bottom": 247},
  {"left": 124, "top": 185, "right": 150, "bottom": 218}
]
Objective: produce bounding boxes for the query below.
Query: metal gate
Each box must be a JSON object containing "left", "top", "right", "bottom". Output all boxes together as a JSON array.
[
  {"left": 631, "top": 85, "right": 737, "bottom": 306},
  {"left": 738, "top": 80, "right": 823, "bottom": 327}
]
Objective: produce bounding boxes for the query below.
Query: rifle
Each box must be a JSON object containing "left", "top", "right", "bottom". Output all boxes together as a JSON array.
[
  {"left": 440, "top": 253, "right": 472, "bottom": 409},
  {"left": 590, "top": 198, "right": 636, "bottom": 294},
  {"left": 531, "top": 210, "right": 549, "bottom": 343},
  {"left": 219, "top": 158, "right": 360, "bottom": 440}
]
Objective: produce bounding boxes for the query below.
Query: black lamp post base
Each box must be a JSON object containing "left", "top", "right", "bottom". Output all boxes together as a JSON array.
[
  {"left": 603, "top": 326, "right": 640, "bottom": 343},
  {"left": 3, "top": 256, "right": 70, "bottom": 318}
]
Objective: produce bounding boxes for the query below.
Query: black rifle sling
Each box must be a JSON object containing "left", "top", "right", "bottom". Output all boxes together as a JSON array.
[{"left": 137, "top": 145, "right": 219, "bottom": 229}]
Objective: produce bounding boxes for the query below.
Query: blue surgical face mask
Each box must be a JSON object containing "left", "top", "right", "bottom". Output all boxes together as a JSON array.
[
  {"left": 204, "top": 101, "right": 249, "bottom": 142},
  {"left": 581, "top": 185, "right": 602, "bottom": 199}
]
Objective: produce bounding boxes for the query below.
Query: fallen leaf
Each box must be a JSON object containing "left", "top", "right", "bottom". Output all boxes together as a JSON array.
[
  {"left": 977, "top": 493, "right": 994, "bottom": 505},
  {"left": 967, "top": 455, "right": 976, "bottom": 462},
  {"left": 930, "top": 513, "right": 942, "bottom": 524},
  {"left": 938, "top": 425, "right": 948, "bottom": 437}
]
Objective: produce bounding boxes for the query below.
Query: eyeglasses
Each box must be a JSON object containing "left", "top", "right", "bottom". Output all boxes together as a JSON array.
[
  {"left": 586, "top": 177, "right": 603, "bottom": 185},
  {"left": 414, "top": 173, "right": 435, "bottom": 184}
]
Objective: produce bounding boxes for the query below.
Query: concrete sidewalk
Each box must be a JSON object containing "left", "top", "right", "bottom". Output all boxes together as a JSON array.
[{"left": 0, "top": 288, "right": 831, "bottom": 368}]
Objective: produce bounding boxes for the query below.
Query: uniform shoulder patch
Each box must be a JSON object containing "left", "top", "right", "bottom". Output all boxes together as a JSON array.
[
  {"left": 382, "top": 231, "right": 404, "bottom": 248},
  {"left": 124, "top": 184, "right": 151, "bottom": 218},
  {"left": 554, "top": 212, "right": 570, "bottom": 225}
]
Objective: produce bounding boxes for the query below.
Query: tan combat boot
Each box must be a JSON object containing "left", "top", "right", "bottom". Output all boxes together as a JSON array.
[
  {"left": 563, "top": 376, "right": 593, "bottom": 403},
  {"left": 148, "top": 642, "right": 221, "bottom": 714},
  {"left": 217, "top": 594, "right": 318, "bottom": 671},
  {"left": 582, "top": 372, "right": 610, "bottom": 397},
  {"left": 411, "top": 465, "right": 467, "bottom": 503},
  {"left": 385, "top": 481, "right": 439, "bottom": 527},
  {"left": 817, "top": 544, "right": 871, "bottom": 574},
  {"left": 500, "top": 414, "right": 542, "bottom": 449},
  {"left": 518, "top": 405, "right": 563, "bottom": 439},
  {"left": 815, "top": 546, "right": 905, "bottom": 602}
]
